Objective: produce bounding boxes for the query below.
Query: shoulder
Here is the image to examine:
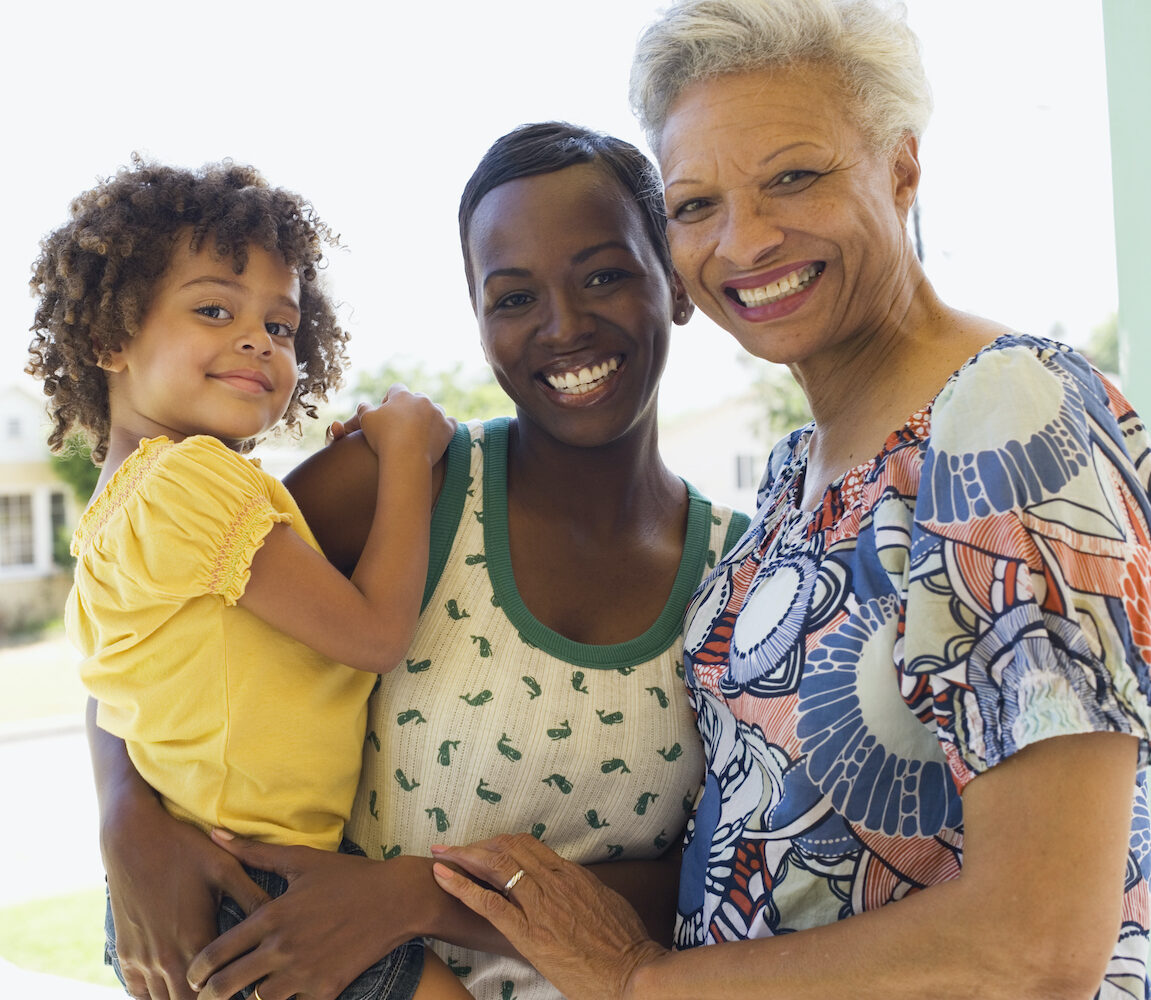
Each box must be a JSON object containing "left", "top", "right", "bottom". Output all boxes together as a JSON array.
[
  {"left": 150, "top": 434, "right": 261, "bottom": 475},
  {"left": 932, "top": 334, "right": 1112, "bottom": 446},
  {"left": 129, "top": 436, "right": 276, "bottom": 526},
  {"left": 921, "top": 334, "right": 1149, "bottom": 521}
]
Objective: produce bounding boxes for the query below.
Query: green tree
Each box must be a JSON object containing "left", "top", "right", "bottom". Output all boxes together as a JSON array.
[
  {"left": 741, "top": 355, "right": 812, "bottom": 444},
  {"left": 352, "top": 361, "right": 512, "bottom": 423},
  {"left": 48, "top": 435, "right": 100, "bottom": 569},
  {"left": 50, "top": 436, "right": 100, "bottom": 502},
  {"left": 270, "top": 361, "right": 513, "bottom": 451},
  {"left": 1083, "top": 314, "right": 1119, "bottom": 374}
]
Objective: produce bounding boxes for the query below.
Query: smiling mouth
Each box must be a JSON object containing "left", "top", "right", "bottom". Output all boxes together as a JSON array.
[
  {"left": 212, "top": 370, "right": 273, "bottom": 392},
  {"left": 727, "top": 263, "right": 825, "bottom": 308},
  {"left": 543, "top": 357, "right": 621, "bottom": 395}
]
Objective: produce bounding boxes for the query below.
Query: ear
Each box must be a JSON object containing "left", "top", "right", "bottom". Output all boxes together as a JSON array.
[
  {"left": 671, "top": 272, "right": 694, "bottom": 326},
  {"left": 97, "top": 347, "right": 128, "bottom": 374},
  {"left": 891, "top": 133, "right": 921, "bottom": 221}
]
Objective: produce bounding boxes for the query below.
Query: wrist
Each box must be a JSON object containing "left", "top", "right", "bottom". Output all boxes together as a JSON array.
[
  {"left": 373, "top": 856, "right": 438, "bottom": 938},
  {"left": 622, "top": 946, "right": 673, "bottom": 1000}
]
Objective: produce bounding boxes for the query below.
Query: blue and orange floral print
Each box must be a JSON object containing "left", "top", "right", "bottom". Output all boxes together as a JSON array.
[{"left": 677, "top": 335, "right": 1151, "bottom": 999}]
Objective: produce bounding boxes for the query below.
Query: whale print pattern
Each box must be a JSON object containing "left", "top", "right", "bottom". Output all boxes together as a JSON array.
[{"left": 347, "top": 418, "right": 749, "bottom": 1000}]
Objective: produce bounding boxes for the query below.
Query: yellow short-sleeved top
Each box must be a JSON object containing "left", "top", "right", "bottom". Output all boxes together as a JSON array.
[{"left": 67, "top": 435, "right": 374, "bottom": 850}]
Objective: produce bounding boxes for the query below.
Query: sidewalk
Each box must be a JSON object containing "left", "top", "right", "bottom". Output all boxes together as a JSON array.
[
  {"left": 0, "top": 632, "right": 122, "bottom": 996},
  {"left": 0, "top": 956, "right": 121, "bottom": 998}
]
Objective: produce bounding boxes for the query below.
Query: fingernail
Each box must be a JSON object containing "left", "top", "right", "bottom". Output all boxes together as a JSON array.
[
  {"left": 432, "top": 862, "right": 454, "bottom": 880},
  {"left": 213, "top": 828, "right": 235, "bottom": 841}
]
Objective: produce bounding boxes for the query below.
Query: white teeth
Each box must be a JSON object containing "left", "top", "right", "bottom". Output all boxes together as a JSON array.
[
  {"left": 734, "top": 263, "right": 821, "bottom": 308},
  {"left": 545, "top": 357, "right": 620, "bottom": 394}
]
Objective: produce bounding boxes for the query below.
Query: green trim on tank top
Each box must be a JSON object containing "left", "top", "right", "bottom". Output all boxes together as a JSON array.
[
  {"left": 420, "top": 421, "right": 474, "bottom": 613},
  {"left": 481, "top": 416, "right": 715, "bottom": 670}
]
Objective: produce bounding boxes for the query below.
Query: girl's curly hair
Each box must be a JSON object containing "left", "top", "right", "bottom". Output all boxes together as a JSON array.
[{"left": 26, "top": 155, "right": 349, "bottom": 463}]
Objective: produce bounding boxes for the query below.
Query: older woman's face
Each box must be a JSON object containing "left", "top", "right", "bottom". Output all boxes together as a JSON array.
[{"left": 658, "top": 63, "right": 920, "bottom": 368}]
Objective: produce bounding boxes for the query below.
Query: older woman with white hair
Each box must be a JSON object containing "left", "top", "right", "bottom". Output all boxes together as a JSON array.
[{"left": 432, "top": 2, "right": 1151, "bottom": 998}]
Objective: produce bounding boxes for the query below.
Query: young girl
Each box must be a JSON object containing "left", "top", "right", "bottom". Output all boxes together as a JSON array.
[{"left": 26, "top": 158, "right": 468, "bottom": 1000}]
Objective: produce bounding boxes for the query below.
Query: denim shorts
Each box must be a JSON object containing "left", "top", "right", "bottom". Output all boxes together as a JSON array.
[{"left": 104, "top": 838, "right": 424, "bottom": 1000}]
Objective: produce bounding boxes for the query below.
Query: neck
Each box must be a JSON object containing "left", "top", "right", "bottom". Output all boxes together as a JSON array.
[
  {"left": 790, "top": 268, "right": 933, "bottom": 425},
  {"left": 93, "top": 425, "right": 150, "bottom": 497},
  {"left": 506, "top": 413, "right": 682, "bottom": 530},
  {"left": 790, "top": 276, "right": 1007, "bottom": 509}
]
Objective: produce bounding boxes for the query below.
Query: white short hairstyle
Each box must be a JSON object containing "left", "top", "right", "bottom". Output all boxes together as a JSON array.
[{"left": 630, "top": 0, "right": 933, "bottom": 159}]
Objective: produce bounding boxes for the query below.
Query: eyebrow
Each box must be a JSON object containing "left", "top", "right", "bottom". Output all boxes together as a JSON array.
[
  {"left": 481, "top": 241, "right": 633, "bottom": 291},
  {"left": 179, "top": 276, "right": 300, "bottom": 313},
  {"left": 664, "top": 141, "right": 816, "bottom": 190}
]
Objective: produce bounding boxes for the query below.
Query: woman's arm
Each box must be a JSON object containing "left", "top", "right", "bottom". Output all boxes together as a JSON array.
[
  {"left": 283, "top": 430, "right": 379, "bottom": 576},
  {"left": 239, "top": 389, "right": 454, "bottom": 673},
  {"left": 87, "top": 699, "right": 269, "bottom": 1000},
  {"left": 183, "top": 836, "right": 679, "bottom": 998},
  {"left": 433, "top": 730, "right": 1138, "bottom": 1000},
  {"left": 182, "top": 838, "right": 514, "bottom": 1000},
  {"left": 282, "top": 402, "right": 451, "bottom": 575},
  {"left": 585, "top": 853, "right": 680, "bottom": 947}
]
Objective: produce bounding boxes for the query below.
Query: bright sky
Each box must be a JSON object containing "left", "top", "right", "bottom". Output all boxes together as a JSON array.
[{"left": 1, "top": 0, "right": 1115, "bottom": 416}]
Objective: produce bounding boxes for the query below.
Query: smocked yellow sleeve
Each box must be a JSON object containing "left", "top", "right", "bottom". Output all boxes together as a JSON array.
[{"left": 101, "top": 436, "right": 293, "bottom": 607}]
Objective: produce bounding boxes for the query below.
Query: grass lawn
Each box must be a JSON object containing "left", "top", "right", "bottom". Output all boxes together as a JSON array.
[{"left": 0, "top": 886, "right": 120, "bottom": 987}]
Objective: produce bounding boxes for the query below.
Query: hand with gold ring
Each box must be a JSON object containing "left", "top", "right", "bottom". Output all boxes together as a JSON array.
[
  {"left": 252, "top": 984, "right": 266, "bottom": 1000},
  {"left": 502, "top": 868, "right": 526, "bottom": 896},
  {"left": 431, "top": 833, "right": 668, "bottom": 1000}
]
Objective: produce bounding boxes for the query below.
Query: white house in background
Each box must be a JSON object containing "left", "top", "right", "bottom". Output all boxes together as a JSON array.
[
  {"left": 0, "top": 384, "right": 78, "bottom": 636},
  {"left": 660, "top": 391, "right": 771, "bottom": 518}
]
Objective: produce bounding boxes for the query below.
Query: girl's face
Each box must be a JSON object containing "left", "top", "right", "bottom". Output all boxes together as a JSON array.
[
  {"left": 105, "top": 234, "right": 301, "bottom": 447},
  {"left": 466, "top": 162, "right": 691, "bottom": 450},
  {"left": 658, "top": 63, "right": 921, "bottom": 370}
]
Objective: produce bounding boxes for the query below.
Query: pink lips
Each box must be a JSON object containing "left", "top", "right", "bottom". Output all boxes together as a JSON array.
[
  {"left": 722, "top": 260, "right": 824, "bottom": 322},
  {"left": 723, "top": 260, "right": 822, "bottom": 292},
  {"left": 211, "top": 369, "right": 273, "bottom": 393}
]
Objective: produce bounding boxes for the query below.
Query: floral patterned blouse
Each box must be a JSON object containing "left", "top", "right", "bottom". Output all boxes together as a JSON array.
[{"left": 677, "top": 334, "right": 1151, "bottom": 998}]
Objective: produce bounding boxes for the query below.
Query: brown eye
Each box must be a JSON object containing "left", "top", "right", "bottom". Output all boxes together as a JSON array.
[
  {"left": 774, "top": 170, "right": 819, "bottom": 189},
  {"left": 587, "top": 269, "right": 628, "bottom": 288},
  {"left": 672, "top": 198, "right": 712, "bottom": 220},
  {"left": 494, "top": 292, "right": 534, "bottom": 310}
]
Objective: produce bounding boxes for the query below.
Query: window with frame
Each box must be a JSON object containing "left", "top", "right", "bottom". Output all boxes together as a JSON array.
[
  {"left": 0, "top": 494, "right": 35, "bottom": 568},
  {"left": 735, "top": 454, "right": 762, "bottom": 491}
]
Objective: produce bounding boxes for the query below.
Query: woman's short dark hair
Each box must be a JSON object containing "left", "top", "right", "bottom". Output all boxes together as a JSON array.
[{"left": 458, "top": 122, "right": 672, "bottom": 296}]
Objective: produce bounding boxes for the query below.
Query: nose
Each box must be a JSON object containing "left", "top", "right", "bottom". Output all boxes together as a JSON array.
[
  {"left": 238, "top": 323, "right": 274, "bottom": 357},
  {"left": 536, "top": 290, "right": 593, "bottom": 350},
  {"left": 713, "top": 193, "right": 785, "bottom": 270}
]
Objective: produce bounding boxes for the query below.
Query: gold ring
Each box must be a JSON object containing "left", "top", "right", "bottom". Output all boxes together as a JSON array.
[
  {"left": 502, "top": 868, "right": 526, "bottom": 896},
  {"left": 253, "top": 985, "right": 266, "bottom": 1000}
]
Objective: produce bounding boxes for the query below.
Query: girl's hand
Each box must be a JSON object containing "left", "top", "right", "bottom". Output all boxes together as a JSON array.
[
  {"left": 187, "top": 832, "right": 435, "bottom": 1000},
  {"left": 102, "top": 797, "right": 268, "bottom": 1000},
  {"left": 431, "top": 834, "right": 668, "bottom": 1000},
  {"left": 358, "top": 384, "right": 456, "bottom": 465},
  {"left": 324, "top": 401, "right": 373, "bottom": 443}
]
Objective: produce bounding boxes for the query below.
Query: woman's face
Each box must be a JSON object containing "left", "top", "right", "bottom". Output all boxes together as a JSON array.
[
  {"left": 467, "top": 162, "right": 689, "bottom": 449},
  {"left": 658, "top": 62, "right": 921, "bottom": 368}
]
